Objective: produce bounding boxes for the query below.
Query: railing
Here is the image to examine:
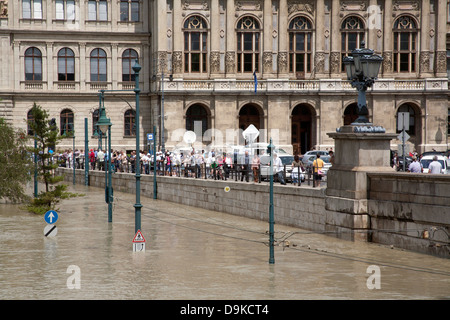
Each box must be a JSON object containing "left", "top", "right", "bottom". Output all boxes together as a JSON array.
[{"left": 18, "top": 78, "right": 448, "bottom": 93}]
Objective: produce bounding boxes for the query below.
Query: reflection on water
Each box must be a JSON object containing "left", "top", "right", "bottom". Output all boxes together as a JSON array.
[{"left": 0, "top": 183, "right": 449, "bottom": 300}]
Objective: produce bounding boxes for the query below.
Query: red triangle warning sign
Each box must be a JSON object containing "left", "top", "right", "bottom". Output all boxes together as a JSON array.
[{"left": 132, "top": 230, "right": 146, "bottom": 243}]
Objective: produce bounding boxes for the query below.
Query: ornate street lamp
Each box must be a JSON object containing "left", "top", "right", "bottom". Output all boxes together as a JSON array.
[
  {"left": 343, "top": 41, "right": 383, "bottom": 126},
  {"left": 96, "top": 91, "right": 113, "bottom": 222}
]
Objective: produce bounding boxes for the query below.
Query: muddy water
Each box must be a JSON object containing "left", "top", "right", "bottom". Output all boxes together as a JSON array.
[{"left": 0, "top": 183, "right": 449, "bottom": 300}]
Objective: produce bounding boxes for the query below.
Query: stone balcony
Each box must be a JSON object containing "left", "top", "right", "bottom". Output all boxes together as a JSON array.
[{"left": 14, "top": 78, "right": 449, "bottom": 95}]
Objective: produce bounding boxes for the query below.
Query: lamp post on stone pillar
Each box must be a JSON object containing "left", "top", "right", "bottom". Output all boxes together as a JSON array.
[{"left": 343, "top": 41, "right": 383, "bottom": 127}]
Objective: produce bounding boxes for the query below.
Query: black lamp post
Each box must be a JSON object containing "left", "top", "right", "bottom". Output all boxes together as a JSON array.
[
  {"left": 96, "top": 91, "right": 113, "bottom": 222},
  {"left": 343, "top": 41, "right": 383, "bottom": 125}
]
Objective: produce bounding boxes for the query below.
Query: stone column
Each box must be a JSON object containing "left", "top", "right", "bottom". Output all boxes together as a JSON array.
[
  {"left": 225, "top": 0, "right": 235, "bottom": 77},
  {"left": 419, "top": 0, "right": 431, "bottom": 77},
  {"left": 326, "top": 127, "right": 397, "bottom": 241},
  {"left": 277, "top": 0, "right": 288, "bottom": 77},
  {"left": 157, "top": 0, "right": 167, "bottom": 75},
  {"left": 79, "top": 42, "right": 86, "bottom": 91},
  {"left": 111, "top": 43, "right": 118, "bottom": 89},
  {"left": 382, "top": 0, "right": 393, "bottom": 75},
  {"left": 314, "top": 0, "right": 325, "bottom": 77},
  {"left": 172, "top": 0, "right": 183, "bottom": 77},
  {"left": 329, "top": 0, "right": 340, "bottom": 77},
  {"left": 46, "top": 42, "right": 53, "bottom": 90},
  {"left": 210, "top": 0, "right": 221, "bottom": 77},
  {"left": 262, "top": 0, "right": 273, "bottom": 77},
  {"left": 435, "top": 0, "right": 447, "bottom": 77}
]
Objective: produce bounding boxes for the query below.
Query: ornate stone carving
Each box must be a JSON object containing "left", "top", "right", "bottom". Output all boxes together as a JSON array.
[
  {"left": 330, "top": 52, "right": 341, "bottom": 74},
  {"left": 277, "top": 52, "right": 288, "bottom": 74},
  {"left": 157, "top": 51, "right": 168, "bottom": 74},
  {"left": 435, "top": 51, "right": 447, "bottom": 74},
  {"left": 382, "top": 51, "right": 392, "bottom": 73},
  {"left": 288, "top": 1, "right": 314, "bottom": 14},
  {"left": 182, "top": 0, "right": 210, "bottom": 10},
  {"left": 235, "top": 0, "right": 262, "bottom": 11},
  {"left": 0, "top": 0, "right": 8, "bottom": 18},
  {"left": 225, "top": 51, "right": 235, "bottom": 73},
  {"left": 314, "top": 52, "right": 325, "bottom": 73},
  {"left": 340, "top": 1, "right": 368, "bottom": 11},
  {"left": 393, "top": 0, "right": 420, "bottom": 11},
  {"left": 210, "top": 51, "right": 220, "bottom": 73},
  {"left": 419, "top": 52, "right": 430, "bottom": 73},
  {"left": 172, "top": 51, "right": 183, "bottom": 74},
  {"left": 263, "top": 52, "right": 272, "bottom": 73}
]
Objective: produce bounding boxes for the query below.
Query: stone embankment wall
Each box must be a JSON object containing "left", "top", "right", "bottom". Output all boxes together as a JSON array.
[{"left": 59, "top": 168, "right": 450, "bottom": 258}]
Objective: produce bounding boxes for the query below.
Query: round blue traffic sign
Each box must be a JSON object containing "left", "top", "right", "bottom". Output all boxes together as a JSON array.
[{"left": 44, "top": 210, "right": 58, "bottom": 224}]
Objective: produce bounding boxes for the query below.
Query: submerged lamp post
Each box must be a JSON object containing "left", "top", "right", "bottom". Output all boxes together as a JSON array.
[
  {"left": 132, "top": 60, "right": 142, "bottom": 233},
  {"left": 96, "top": 91, "right": 113, "bottom": 222},
  {"left": 343, "top": 41, "right": 383, "bottom": 125}
]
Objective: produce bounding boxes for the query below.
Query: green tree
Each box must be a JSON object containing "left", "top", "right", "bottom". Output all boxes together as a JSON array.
[
  {"left": 26, "top": 103, "right": 77, "bottom": 214},
  {"left": 0, "top": 118, "right": 33, "bottom": 202}
]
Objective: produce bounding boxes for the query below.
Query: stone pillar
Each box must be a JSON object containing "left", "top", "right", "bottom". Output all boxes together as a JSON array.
[
  {"left": 314, "top": 0, "right": 325, "bottom": 77},
  {"left": 210, "top": 0, "right": 221, "bottom": 77},
  {"left": 262, "top": 0, "right": 273, "bottom": 77},
  {"left": 435, "top": 0, "right": 447, "bottom": 77},
  {"left": 329, "top": 0, "right": 340, "bottom": 77},
  {"left": 277, "top": 0, "right": 288, "bottom": 77},
  {"left": 325, "top": 126, "right": 397, "bottom": 241},
  {"left": 419, "top": 0, "right": 431, "bottom": 77},
  {"left": 172, "top": 0, "right": 183, "bottom": 77},
  {"left": 225, "top": 0, "right": 235, "bottom": 77},
  {"left": 382, "top": 0, "right": 393, "bottom": 75}
]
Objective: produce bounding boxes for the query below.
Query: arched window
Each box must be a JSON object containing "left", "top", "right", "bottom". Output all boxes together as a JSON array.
[
  {"left": 289, "top": 16, "right": 313, "bottom": 77},
  {"left": 184, "top": 15, "right": 208, "bottom": 73},
  {"left": 393, "top": 16, "right": 417, "bottom": 73},
  {"left": 122, "top": 49, "right": 139, "bottom": 81},
  {"left": 58, "top": 48, "right": 75, "bottom": 81},
  {"left": 396, "top": 104, "right": 416, "bottom": 135},
  {"left": 186, "top": 104, "right": 209, "bottom": 139},
  {"left": 237, "top": 16, "right": 260, "bottom": 73},
  {"left": 60, "top": 109, "right": 74, "bottom": 136},
  {"left": 124, "top": 109, "right": 136, "bottom": 136},
  {"left": 341, "top": 16, "right": 365, "bottom": 72},
  {"left": 90, "top": 48, "right": 107, "bottom": 82},
  {"left": 25, "top": 47, "right": 42, "bottom": 81}
]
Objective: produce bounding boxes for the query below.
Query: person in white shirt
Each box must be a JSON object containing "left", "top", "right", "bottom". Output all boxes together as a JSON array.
[
  {"left": 97, "top": 149, "right": 105, "bottom": 171},
  {"left": 274, "top": 153, "right": 286, "bottom": 185},
  {"left": 428, "top": 156, "right": 443, "bottom": 174}
]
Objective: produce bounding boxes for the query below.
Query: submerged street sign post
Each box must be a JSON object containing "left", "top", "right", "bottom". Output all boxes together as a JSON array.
[
  {"left": 132, "top": 229, "right": 146, "bottom": 252},
  {"left": 44, "top": 210, "right": 58, "bottom": 237}
]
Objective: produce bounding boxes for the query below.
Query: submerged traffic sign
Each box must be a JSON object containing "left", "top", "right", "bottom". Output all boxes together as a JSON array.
[
  {"left": 44, "top": 210, "right": 58, "bottom": 224},
  {"left": 132, "top": 230, "right": 146, "bottom": 252},
  {"left": 132, "top": 230, "right": 146, "bottom": 243},
  {"left": 44, "top": 224, "right": 58, "bottom": 237}
]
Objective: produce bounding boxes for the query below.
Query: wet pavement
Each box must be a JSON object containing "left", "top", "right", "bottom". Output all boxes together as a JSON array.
[{"left": 0, "top": 182, "right": 449, "bottom": 302}]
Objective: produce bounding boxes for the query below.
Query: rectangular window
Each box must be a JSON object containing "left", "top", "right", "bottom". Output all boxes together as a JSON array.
[
  {"left": 23, "top": 0, "right": 32, "bottom": 19},
  {"left": 120, "top": 2, "right": 129, "bottom": 21},
  {"left": 88, "top": 1, "right": 97, "bottom": 20},
  {"left": 131, "top": 2, "right": 139, "bottom": 22},
  {"left": 23, "top": 0, "right": 42, "bottom": 19},
  {"left": 98, "top": 1, "right": 107, "bottom": 21}
]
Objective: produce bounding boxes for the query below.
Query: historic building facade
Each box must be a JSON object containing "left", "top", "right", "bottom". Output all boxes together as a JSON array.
[{"left": 0, "top": 0, "right": 449, "bottom": 154}]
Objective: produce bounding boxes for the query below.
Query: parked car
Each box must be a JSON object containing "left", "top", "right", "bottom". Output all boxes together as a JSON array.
[
  {"left": 420, "top": 155, "right": 450, "bottom": 174},
  {"left": 259, "top": 154, "right": 305, "bottom": 182},
  {"left": 302, "top": 150, "right": 329, "bottom": 165},
  {"left": 306, "top": 155, "right": 332, "bottom": 175},
  {"left": 390, "top": 150, "right": 413, "bottom": 171}
]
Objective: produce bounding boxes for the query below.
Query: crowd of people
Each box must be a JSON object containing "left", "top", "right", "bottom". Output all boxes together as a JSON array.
[{"left": 53, "top": 147, "right": 317, "bottom": 186}]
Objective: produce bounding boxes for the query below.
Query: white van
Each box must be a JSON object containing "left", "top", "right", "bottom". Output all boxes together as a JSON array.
[{"left": 420, "top": 155, "right": 450, "bottom": 174}]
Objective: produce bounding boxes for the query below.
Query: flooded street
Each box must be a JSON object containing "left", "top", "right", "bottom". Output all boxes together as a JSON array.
[{"left": 0, "top": 183, "right": 449, "bottom": 301}]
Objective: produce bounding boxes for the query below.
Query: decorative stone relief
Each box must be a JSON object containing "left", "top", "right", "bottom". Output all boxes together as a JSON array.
[
  {"left": 419, "top": 52, "right": 430, "bottom": 73},
  {"left": 288, "top": 1, "right": 314, "bottom": 14},
  {"left": 182, "top": 0, "right": 210, "bottom": 10},
  {"left": 263, "top": 52, "right": 272, "bottom": 73},
  {"left": 225, "top": 51, "right": 235, "bottom": 73},
  {"left": 340, "top": 1, "right": 368, "bottom": 11},
  {"left": 173, "top": 51, "right": 183, "bottom": 74},
  {"left": 277, "top": 52, "right": 288, "bottom": 74},
  {"left": 393, "top": 0, "right": 420, "bottom": 11},
  {"left": 158, "top": 51, "right": 168, "bottom": 74},
  {"left": 235, "top": 0, "right": 262, "bottom": 11},
  {"left": 435, "top": 51, "right": 447, "bottom": 74},
  {"left": 330, "top": 52, "right": 341, "bottom": 74},
  {"left": 314, "top": 52, "right": 325, "bottom": 73},
  {"left": 0, "top": 0, "right": 7, "bottom": 17},
  {"left": 382, "top": 51, "right": 392, "bottom": 73},
  {"left": 210, "top": 51, "right": 220, "bottom": 73}
]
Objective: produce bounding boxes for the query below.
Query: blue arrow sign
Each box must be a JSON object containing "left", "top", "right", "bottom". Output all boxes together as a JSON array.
[{"left": 44, "top": 210, "right": 58, "bottom": 224}]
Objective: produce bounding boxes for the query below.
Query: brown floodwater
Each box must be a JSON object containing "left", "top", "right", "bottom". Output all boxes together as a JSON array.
[{"left": 0, "top": 183, "right": 449, "bottom": 300}]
